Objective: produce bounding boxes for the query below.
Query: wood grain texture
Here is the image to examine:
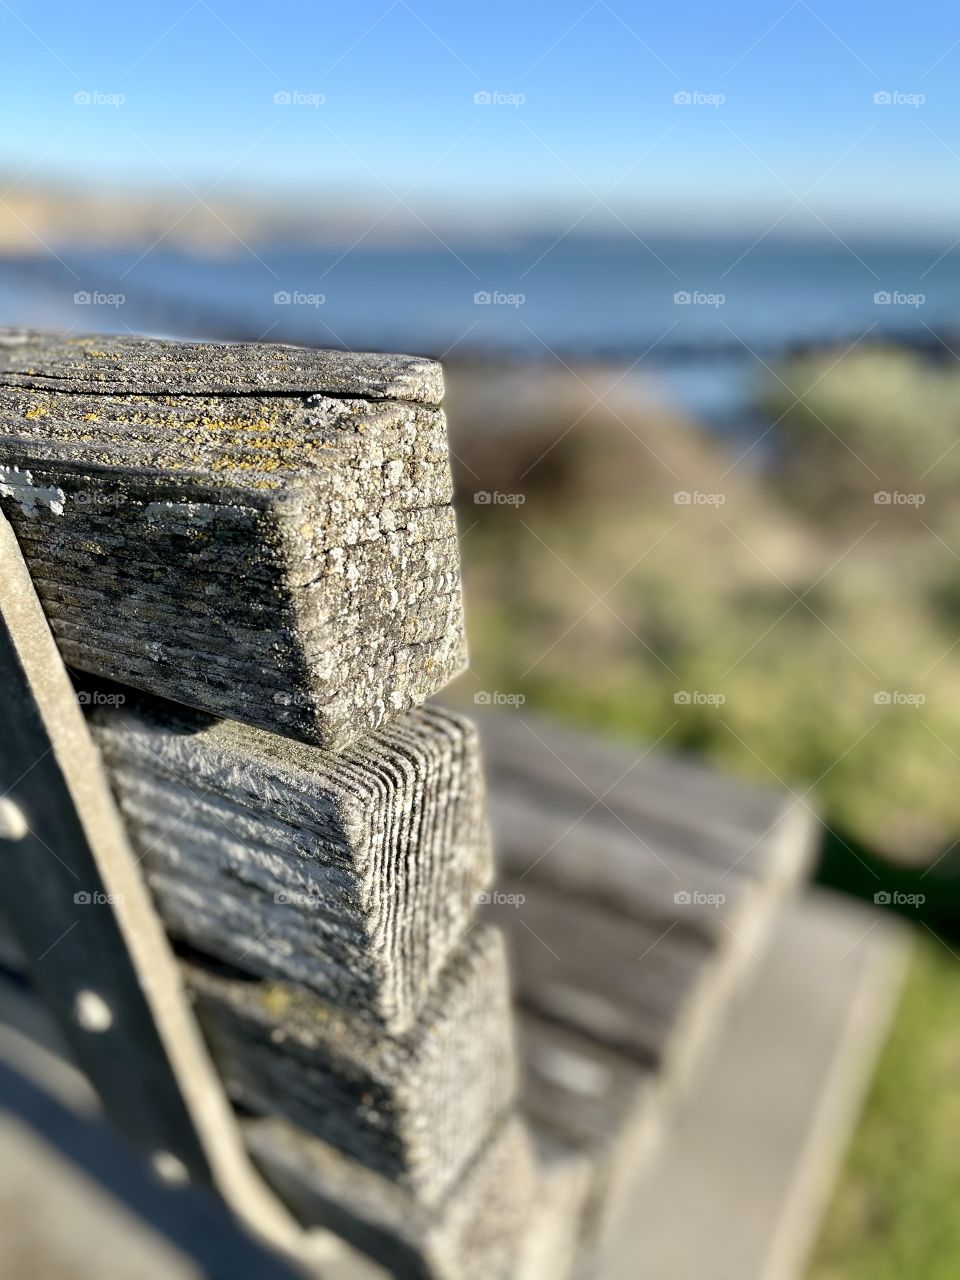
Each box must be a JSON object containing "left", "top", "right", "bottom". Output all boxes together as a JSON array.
[
  {"left": 474, "top": 709, "right": 818, "bottom": 1268},
  {"left": 92, "top": 698, "right": 492, "bottom": 1032},
  {"left": 477, "top": 711, "right": 816, "bottom": 1078},
  {"left": 518, "top": 1011, "right": 660, "bottom": 1253},
  {"left": 0, "top": 330, "right": 463, "bottom": 748},
  {"left": 183, "top": 926, "right": 518, "bottom": 1207},
  {"left": 492, "top": 878, "right": 719, "bottom": 1070},
  {"left": 478, "top": 708, "right": 814, "bottom": 899},
  {"left": 246, "top": 1114, "right": 536, "bottom": 1280},
  {"left": 519, "top": 1012, "right": 657, "bottom": 1164},
  {"left": 0, "top": 330, "right": 443, "bottom": 402}
]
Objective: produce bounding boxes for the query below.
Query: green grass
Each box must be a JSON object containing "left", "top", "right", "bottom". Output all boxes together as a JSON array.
[{"left": 807, "top": 932, "right": 960, "bottom": 1280}]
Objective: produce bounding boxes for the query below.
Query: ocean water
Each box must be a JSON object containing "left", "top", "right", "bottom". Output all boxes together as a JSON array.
[{"left": 1, "top": 236, "right": 957, "bottom": 424}]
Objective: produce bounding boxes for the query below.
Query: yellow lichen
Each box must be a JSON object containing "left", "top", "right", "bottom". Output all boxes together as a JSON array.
[{"left": 261, "top": 985, "right": 291, "bottom": 1017}]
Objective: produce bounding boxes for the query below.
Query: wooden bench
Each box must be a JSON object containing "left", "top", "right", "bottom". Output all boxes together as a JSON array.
[{"left": 0, "top": 329, "right": 851, "bottom": 1279}]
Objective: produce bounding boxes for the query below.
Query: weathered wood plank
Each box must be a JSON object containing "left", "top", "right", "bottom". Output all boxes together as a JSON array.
[
  {"left": 518, "top": 1012, "right": 659, "bottom": 1251},
  {"left": 92, "top": 697, "right": 492, "bottom": 1032},
  {"left": 0, "top": 330, "right": 443, "bottom": 402},
  {"left": 246, "top": 1114, "right": 536, "bottom": 1280},
  {"left": 478, "top": 708, "right": 813, "bottom": 893},
  {"left": 506, "top": 867, "right": 786, "bottom": 1263},
  {"left": 519, "top": 1012, "right": 657, "bottom": 1162},
  {"left": 473, "top": 710, "right": 818, "bottom": 1271},
  {"left": 478, "top": 713, "right": 816, "bottom": 1060},
  {"left": 0, "top": 331, "right": 464, "bottom": 748},
  {"left": 183, "top": 926, "right": 517, "bottom": 1207},
  {"left": 490, "top": 878, "right": 725, "bottom": 1070}
]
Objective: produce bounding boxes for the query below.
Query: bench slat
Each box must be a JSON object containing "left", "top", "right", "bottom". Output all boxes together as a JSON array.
[
  {"left": 0, "top": 331, "right": 463, "bottom": 747},
  {"left": 93, "top": 698, "right": 492, "bottom": 1032}
]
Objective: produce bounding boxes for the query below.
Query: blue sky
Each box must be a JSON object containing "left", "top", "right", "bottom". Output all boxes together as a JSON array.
[{"left": 2, "top": 0, "right": 960, "bottom": 236}]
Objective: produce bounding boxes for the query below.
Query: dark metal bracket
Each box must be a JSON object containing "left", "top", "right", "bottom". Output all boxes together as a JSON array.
[{"left": 0, "top": 511, "right": 320, "bottom": 1264}]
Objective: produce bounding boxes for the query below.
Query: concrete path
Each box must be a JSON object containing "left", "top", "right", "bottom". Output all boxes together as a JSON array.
[{"left": 603, "top": 888, "right": 909, "bottom": 1280}]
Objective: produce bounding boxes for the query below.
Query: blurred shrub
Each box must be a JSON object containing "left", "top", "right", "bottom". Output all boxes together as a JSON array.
[
  {"left": 451, "top": 351, "right": 960, "bottom": 863},
  {"left": 763, "top": 346, "right": 960, "bottom": 525}
]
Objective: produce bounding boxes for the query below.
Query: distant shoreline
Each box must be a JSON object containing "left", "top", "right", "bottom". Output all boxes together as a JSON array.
[
  {"left": 2, "top": 241, "right": 958, "bottom": 431},
  {"left": 1, "top": 249, "right": 956, "bottom": 364}
]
